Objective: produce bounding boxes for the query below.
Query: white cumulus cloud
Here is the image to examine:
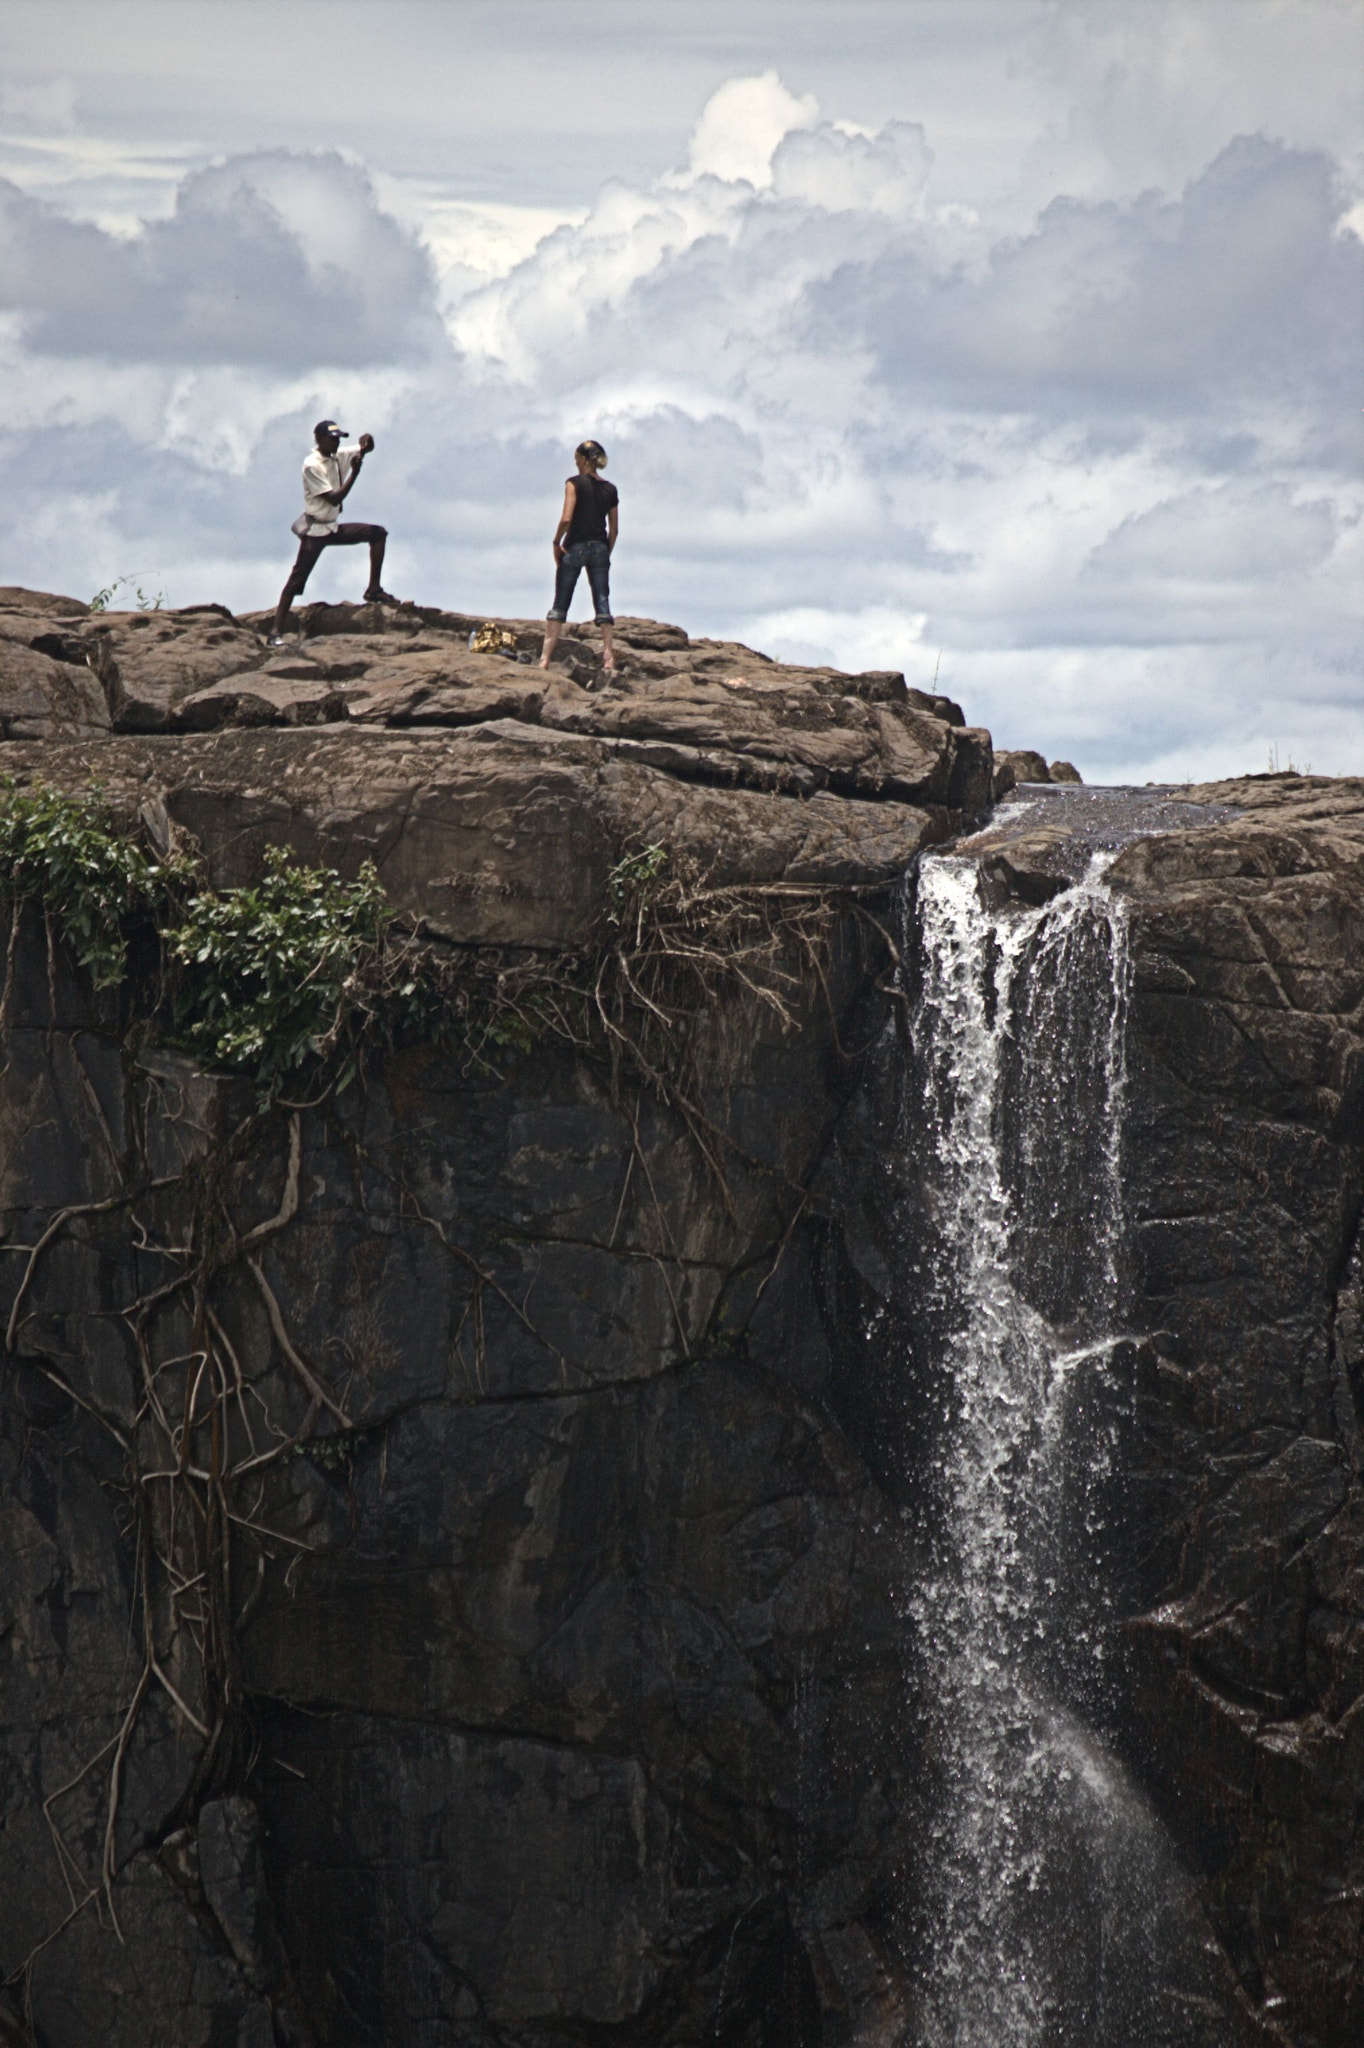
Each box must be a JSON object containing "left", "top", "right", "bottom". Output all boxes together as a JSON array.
[{"left": 686, "top": 71, "right": 818, "bottom": 187}]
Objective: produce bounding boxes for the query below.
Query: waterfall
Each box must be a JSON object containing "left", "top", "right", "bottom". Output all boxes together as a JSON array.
[{"left": 896, "top": 823, "right": 1237, "bottom": 2048}]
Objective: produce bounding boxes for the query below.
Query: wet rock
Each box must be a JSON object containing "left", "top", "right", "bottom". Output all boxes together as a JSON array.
[
  {"left": 976, "top": 826, "right": 1078, "bottom": 905},
  {"left": 995, "top": 747, "right": 1052, "bottom": 785},
  {"left": 814, "top": 774, "right": 1364, "bottom": 2048},
  {"left": 1105, "top": 774, "right": 1364, "bottom": 2046}
]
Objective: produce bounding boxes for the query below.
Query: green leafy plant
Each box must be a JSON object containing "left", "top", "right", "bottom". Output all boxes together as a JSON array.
[
  {"left": 88, "top": 573, "right": 167, "bottom": 613},
  {"left": 0, "top": 782, "right": 562, "bottom": 1091},
  {"left": 0, "top": 777, "right": 186, "bottom": 985},
  {"left": 165, "top": 847, "right": 391, "bottom": 1086},
  {"left": 0, "top": 786, "right": 857, "bottom": 1130},
  {"left": 607, "top": 842, "right": 668, "bottom": 926}
]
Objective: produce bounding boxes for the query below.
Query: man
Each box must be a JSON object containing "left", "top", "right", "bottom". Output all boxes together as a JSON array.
[{"left": 270, "top": 419, "right": 400, "bottom": 643}]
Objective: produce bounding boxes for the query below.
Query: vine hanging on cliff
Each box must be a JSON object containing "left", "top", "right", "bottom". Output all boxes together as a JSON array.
[
  {"left": 0, "top": 775, "right": 894, "bottom": 2009},
  {"left": 0, "top": 776, "right": 883, "bottom": 1120}
]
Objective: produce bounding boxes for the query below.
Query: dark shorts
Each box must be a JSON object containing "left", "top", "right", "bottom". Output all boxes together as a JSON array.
[{"left": 548, "top": 539, "right": 612, "bottom": 623}]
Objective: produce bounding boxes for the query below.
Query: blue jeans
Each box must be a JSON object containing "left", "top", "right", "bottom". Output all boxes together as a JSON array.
[{"left": 548, "top": 539, "right": 612, "bottom": 623}]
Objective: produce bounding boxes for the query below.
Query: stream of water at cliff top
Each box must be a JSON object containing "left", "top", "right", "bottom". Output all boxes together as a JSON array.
[{"left": 898, "top": 787, "right": 1240, "bottom": 2048}]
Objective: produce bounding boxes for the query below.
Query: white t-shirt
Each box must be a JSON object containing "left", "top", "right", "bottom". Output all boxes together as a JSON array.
[{"left": 299, "top": 444, "right": 362, "bottom": 535}]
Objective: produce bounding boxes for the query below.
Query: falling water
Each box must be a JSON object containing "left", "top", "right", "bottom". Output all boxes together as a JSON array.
[{"left": 897, "top": 804, "right": 1244, "bottom": 2048}]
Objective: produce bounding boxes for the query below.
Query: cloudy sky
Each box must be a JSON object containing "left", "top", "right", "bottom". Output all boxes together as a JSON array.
[{"left": 1, "top": 0, "right": 1360, "bottom": 779}]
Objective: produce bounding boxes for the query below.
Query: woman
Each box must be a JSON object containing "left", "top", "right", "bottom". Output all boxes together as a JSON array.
[{"left": 539, "top": 441, "right": 619, "bottom": 675}]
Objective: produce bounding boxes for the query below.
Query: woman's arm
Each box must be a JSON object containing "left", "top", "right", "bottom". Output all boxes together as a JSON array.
[
  {"left": 607, "top": 504, "right": 619, "bottom": 555},
  {"left": 553, "top": 479, "right": 576, "bottom": 562}
]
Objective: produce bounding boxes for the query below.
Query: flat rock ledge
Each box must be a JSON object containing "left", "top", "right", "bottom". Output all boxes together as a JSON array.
[{"left": 0, "top": 585, "right": 1024, "bottom": 942}]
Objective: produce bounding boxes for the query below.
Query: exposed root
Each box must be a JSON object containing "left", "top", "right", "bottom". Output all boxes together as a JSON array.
[{"left": 247, "top": 1257, "right": 352, "bottom": 1428}]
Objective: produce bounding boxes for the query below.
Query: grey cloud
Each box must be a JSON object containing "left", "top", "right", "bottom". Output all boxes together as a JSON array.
[
  {"left": 590, "top": 407, "right": 766, "bottom": 510},
  {"left": 1086, "top": 483, "right": 1340, "bottom": 582},
  {"left": 0, "top": 151, "right": 439, "bottom": 366},
  {"left": 823, "top": 136, "right": 1364, "bottom": 429}
]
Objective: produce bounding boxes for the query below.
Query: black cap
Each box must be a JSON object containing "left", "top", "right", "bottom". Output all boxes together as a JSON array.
[{"left": 314, "top": 418, "right": 347, "bottom": 438}]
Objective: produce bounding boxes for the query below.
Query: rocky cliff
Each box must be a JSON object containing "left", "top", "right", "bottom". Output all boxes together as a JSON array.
[
  {"left": 1115, "top": 779, "right": 1364, "bottom": 2045},
  {"left": 0, "top": 588, "right": 1360, "bottom": 2046}
]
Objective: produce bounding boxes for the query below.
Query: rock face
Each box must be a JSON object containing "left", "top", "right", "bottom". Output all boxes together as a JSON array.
[
  {"left": 1112, "top": 776, "right": 1364, "bottom": 2046},
  {"left": 0, "top": 589, "right": 968, "bottom": 2047},
  {"left": 0, "top": 585, "right": 1359, "bottom": 2047}
]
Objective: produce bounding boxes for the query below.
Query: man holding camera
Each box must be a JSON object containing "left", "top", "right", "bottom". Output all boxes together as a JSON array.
[{"left": 270, "top": 419, "right": 400, "bottom": 643}]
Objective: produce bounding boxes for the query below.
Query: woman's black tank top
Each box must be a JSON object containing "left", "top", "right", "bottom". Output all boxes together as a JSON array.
[{"left": 565, "top": 473, "right": 618, "bottom": 547}]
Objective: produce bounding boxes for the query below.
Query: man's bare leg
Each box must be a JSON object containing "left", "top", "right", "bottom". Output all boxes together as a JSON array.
[
  {"left": 600, "top": 622, "right": 616, "bottom": 674},
  {"left": 539, "top": 620, "right": 564, "bottom": 670},
  {"left": 362, "top": 531, "right": 388, "bottom": 601}
]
